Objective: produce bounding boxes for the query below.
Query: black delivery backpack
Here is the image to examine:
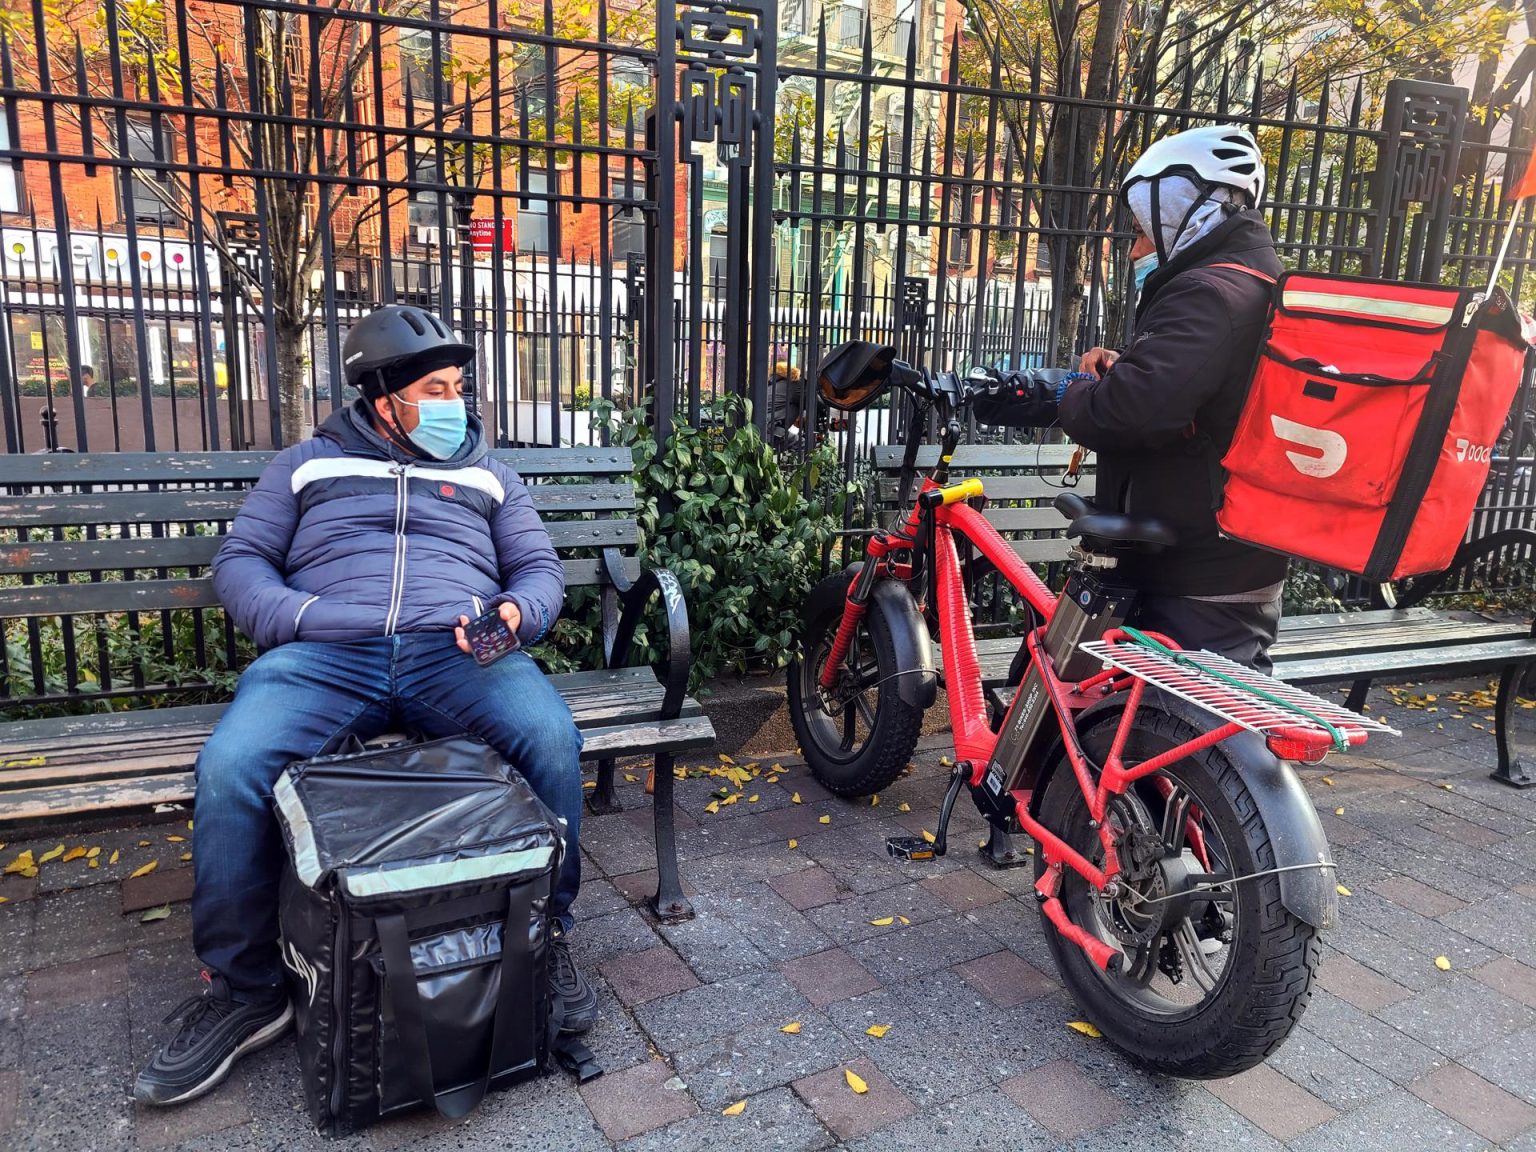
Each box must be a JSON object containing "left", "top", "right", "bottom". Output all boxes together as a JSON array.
[{"left": 273, "top": 735, "right": 595, "bottom": 1137}]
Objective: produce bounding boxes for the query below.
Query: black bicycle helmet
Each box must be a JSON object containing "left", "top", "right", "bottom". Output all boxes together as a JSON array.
[{"left": 342, "top": 305, "right": 474, "bottom": 399}]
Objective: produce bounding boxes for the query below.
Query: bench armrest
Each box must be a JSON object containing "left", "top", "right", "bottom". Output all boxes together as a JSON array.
[
  {"left": 599, "top": 547, "right": 691, "bottom": 721},
  {"left": 1376, "top": 527, "right": 1536, "bottom": 618}
]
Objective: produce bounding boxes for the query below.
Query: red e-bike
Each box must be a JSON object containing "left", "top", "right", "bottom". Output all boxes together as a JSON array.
[{"left": 787, "top": 342, "right": 1394, "bottom": 1077}]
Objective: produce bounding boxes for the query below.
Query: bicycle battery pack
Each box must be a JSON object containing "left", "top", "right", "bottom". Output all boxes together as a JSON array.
[{"left": 979, "top": 570, "right": 1136, "bottom": 807}]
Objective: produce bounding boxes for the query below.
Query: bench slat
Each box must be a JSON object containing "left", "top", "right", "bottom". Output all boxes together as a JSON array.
[
  {"left": 0, "top": 535, "right": 223, "bottom": 574},
  {"left": 1271, "top": 619, "right": 1524, "bottom": 659},
  {"left": 1278, "top": 607, "right": 1440, "bottom": 631},
  {"left": 1275, "top": 638, "right": 1536, "bottom": 683},
  {"left": 978, "top": 507, "right": 1076, "bottom": 533},
  {"left": 872, "top": 444, "right": 1083, "bottom": 470},
  {"left": 876, "top": 475, "right": 1096, "bottom": 505},
  {"left": 0, "top": 448, "right": 635, "bottom": 487}
]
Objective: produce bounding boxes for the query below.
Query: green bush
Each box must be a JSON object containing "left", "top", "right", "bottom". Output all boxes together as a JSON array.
[{"left": 525, "top": 394, "right": 852, "bottom": 689}]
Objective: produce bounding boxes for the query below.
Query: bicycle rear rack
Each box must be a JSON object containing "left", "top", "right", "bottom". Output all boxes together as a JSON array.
[{"left": 1077, "top": 637, "right": 1398, "bottom": 752}]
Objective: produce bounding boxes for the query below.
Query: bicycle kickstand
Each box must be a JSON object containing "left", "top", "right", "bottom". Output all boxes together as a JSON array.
[{"left": 979, "top": 822, "right": 1031, "bottom": 870}]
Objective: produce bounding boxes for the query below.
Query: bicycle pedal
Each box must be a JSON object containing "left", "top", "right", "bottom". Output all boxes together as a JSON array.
[{"left": 886, "top": 835, "right": 937, "bottom": 861}]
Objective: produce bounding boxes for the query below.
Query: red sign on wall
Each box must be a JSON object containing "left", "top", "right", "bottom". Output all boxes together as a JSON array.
[{"left": 470, "top": 217, "right": 516, "bottom": 253}]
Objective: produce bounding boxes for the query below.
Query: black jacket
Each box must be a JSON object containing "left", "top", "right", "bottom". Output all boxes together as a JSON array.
[{"left": 1057, "top": 208, "right": 1288, "bottom": 597}]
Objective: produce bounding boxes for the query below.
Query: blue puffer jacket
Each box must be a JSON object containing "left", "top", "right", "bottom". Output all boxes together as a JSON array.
[{"left": 212, "top": 401, "right": 565, "bottom": 650}]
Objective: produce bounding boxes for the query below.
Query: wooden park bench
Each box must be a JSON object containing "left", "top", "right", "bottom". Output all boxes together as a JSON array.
[
  {"left": 871, "top": 444, "right": 1536, "bottom": 788},
  {"left": 0, "top": 449, "right": 711, "bottom": 920}
]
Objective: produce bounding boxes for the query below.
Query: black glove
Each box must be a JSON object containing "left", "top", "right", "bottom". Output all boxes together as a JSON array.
[{"left": 969, "top": 368, "right": 1076, "bottom": 428}]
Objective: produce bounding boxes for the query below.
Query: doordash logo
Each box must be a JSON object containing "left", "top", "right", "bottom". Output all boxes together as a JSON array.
[
  {"left": 1271, "top": 415, "right": 1347, "bottom": 479},
  {"left": 1455, "top": 438, "right": 1492, "bottom": 464}
]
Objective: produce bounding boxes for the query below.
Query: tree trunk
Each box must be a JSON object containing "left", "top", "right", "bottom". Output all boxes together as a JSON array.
[
  {"left": 275, "top": 316, "right": 310, "bottom": 446},
  {"left": 1048, "top": 0, "right": 1130, "bottom": 366}
]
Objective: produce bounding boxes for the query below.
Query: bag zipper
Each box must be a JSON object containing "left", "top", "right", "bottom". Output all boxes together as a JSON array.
[
  {"left": 384, "top": 464, "right": 410, "bottom": 636},
  {"left": 328, "top": 907, "right": 350, "bottom": 1124}
]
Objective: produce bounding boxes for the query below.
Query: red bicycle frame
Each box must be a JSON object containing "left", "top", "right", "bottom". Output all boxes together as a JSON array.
[{"left": 820, "top": 475, "right": 1250, "bottom": 972}]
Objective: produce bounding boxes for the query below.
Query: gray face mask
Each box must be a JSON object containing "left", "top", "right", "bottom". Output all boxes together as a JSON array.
[{"left": 1133, "top": 252, "right": 1160, "bottom": 295}]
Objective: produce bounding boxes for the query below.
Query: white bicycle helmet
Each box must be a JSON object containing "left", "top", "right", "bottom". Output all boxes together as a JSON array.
[{"left": 1123, "top": 124, "right": 1266, "bottom": 208}]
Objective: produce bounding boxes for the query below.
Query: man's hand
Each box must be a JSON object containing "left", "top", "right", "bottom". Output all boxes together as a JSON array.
[
  {"left": 455, "top": 601, "right": 522, "bottom": 654},
  {"left": 1078, "top": 347, "right": 1119, "bottom": 379}
]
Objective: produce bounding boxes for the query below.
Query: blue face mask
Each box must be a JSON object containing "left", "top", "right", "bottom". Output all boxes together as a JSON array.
[
  {"left": 1133, "top": 252, "right": 1160, "bottom": 296},
  {"left": 394, "top": 396, "right": 467, "bottom": 460}
]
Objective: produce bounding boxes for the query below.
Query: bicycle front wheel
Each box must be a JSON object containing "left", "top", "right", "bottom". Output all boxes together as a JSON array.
[
  {"left": 787, "top": 568, "right": 925, "bottom": 797},
  {"left": 1033, "top": 702, "right": 1321, "bottom": 1078}
]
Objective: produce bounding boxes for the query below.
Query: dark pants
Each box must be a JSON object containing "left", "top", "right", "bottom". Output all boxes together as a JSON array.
[
  {"left": 1132, "top": 592, "right": 1282, "bottom": 674},
  {"left": 191, "top": 633, "right": 583, "bottom": 994}
]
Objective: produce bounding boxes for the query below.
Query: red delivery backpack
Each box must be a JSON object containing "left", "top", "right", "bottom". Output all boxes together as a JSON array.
[{"left": 1215, "top": 270, "right": 1530, "bottom": 582}]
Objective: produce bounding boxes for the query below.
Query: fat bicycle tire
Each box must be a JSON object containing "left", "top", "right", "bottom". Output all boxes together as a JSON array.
[
  {"left": 788, "top": 569, "right": 925, "bottom": 797},
  {"left": 1033, "top": 702, "right": 1321, "bottom": 1078}
]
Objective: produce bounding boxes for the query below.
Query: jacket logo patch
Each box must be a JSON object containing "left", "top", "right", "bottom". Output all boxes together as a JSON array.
[
  {"left": 440, "top": 484, "right": 456, "bottom": 497},
  {"left": 1271, "top": 415, "right": 1347, "bottom": 479}
]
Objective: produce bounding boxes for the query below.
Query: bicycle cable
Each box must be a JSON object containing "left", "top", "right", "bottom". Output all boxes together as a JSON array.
[{"left": 1113, "top": 860, "right": 1337, "bottom": 909}]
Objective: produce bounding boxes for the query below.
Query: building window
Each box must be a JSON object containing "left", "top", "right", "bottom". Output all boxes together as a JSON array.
[
  {"left": 0, "top": 117, "right": 19, "bottom": 214},
  {"left": 947, "top": 229, "right": 973, "bottom": 266},
  {"left": 883, "top": 94, "right": 906, "bottom": 163},
  {"left": 514, "top": 50, "right": 551, "bottom": 122},
  {"left": 893, "top": 0, "right": 918, "bottom": 58},
  {"left": 408, "top": 149, "right": 444, "bottom": 237},
  {"left": 783, "top": 0, "right": 808, "bottom": 36},
  {"left": 611, "top": 166, "right": 645, "bottom": 261},
  {"left": 517, "top": 170, "right": 550, "bottom": 254},
  {"left": 837, "top": 2, "right": 865, "bottom": 50},
  {"left": 1033, "top": 236, "right": 1052, "bottom": 273},
  {"left": 120, "top": 117, "right": 176, "bottom": 223},
  {"left": 707, "top": 231, "right": 729, "bottom": 290},
  {"left": 399, "top": 17, "right": 452, "bottom": 105}
]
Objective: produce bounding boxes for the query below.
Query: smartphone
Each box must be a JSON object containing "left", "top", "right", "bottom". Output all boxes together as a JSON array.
[{"left": 463, "top": 606, "right": 521, "bottom": 667}]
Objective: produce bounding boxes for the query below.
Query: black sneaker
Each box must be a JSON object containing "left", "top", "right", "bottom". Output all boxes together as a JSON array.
[
  {"left": 134, "top": 972, "right": 293, "bottom": 1106},
  {"left": 549, "top": 935, "right": 597, "bottom": 1034}
]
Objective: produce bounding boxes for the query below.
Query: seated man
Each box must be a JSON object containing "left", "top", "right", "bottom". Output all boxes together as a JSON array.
[{"left": 135, "top": 305, "right": 593, "bottom": 1107}]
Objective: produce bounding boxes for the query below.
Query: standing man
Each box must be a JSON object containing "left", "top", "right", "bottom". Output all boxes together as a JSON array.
[
  {"left": 134, "top": 305, "right": 593, "bottom": 1106},
  {"left": 79, "top": 364, "right": 95, "bottom": 397},
  {"left": 1058, "top": 125, "right": 1288, "bottom": 670}
]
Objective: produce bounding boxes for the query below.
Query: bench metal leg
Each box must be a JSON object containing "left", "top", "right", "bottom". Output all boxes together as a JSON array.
[
  {"left": 1344, "top": 678, "right": 1372, "bottom": 714},
  {"left": 588, "top": 757, "right": 622, "bottom": 815},
  {"left": 649, "top": 751, "right": 694, "bottom": 922},
  {"left": 979, "top": 821, "right": 1030, "bottom": 869},
  {"left": 1494, "top": 662, "right": 1536, "bottom": 788}
]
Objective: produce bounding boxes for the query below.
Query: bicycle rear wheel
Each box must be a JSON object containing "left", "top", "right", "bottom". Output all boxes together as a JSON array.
[{"left": 1033, "top": 702, "right": 1320, "bottom": 1078}]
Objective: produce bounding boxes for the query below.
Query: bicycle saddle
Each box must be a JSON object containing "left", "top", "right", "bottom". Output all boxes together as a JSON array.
[{"left": 1053, "top": 492, "right": 1178, "bottom": 552}]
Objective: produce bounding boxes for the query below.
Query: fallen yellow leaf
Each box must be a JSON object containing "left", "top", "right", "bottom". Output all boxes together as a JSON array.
[
  {"left": 898, "top": 803, "right": 911, "bottom": 813},
  {"left": 38, "top": 844, "right": 65, "bottom": 864},
  {"left": 86, "top": 847, "right": 101, "bottom": 859},
  {"left": 129, "top": 860, "right": 158, "bottom": 879},
  {"left": 1320, "top": 777, "right": 1334, "bottom": 787},
  {"left": 792, "top": 792, "right": 802, "bottom": 804},
  {"left": 766, "top": 776, "right": 780, "bottom": 785},
  {"left": 720, "top": 793, "right": 740, "bottom": 807},
  {"left": 1439, "top": 783, "right": 1455, "bottom": 791},
  {"left": 1435, "top": 955, "right": 1452, "bottom": 971},
  {"left": 704, "top": 801, "right": 720, "bottom": 815},
  {"left": 3, "top": 851, "right": 34, "bottom": 876},
  {"left": 0, "top": 896, "right": 7, "bottom": 903},
  {"left": 898, "top": 915, "right": 910, "bottom": 926},
  {"left": 624, "top": 773, "right": 637, "bottom": 783},
  {"left": 870, "top": 795, "right": 880, "bottom": 807},
  {"left": 1067, "top": 1021, "right": 1102, "bottom": 1038},
  {"left": 61, "top": 847, "right": 86, "bottom": 862},
  {"left": 721, "top": 1100, "right": 747, "bottom": 1116},
  {"left": 165, "top": 835, "right": 185, "bottom": 843},
  {"left": 88, "top": 860, "right": 98, "bottom": 870},
  {"left": 109, "top": 849, "right": 120, "bottom": 865},
  {"left": 870, "top": 916, "right": 895, "bottom": 926},
  {"left": 781, "top": 1021, "right": 802, "bottom": 1034},
  {"left": 582, "top": 781, "right": 597, "bottom": 791},
  {"left": 921, "top": 830, "right": 936, "bottom": 844},
  {"left": 1335, "top": 807, "right": 1345, "bottom": 816},
  {"left": 180, "top": 852, "right": 193, "bottom": 862},
  {"left": 748, "top": 794, "right": 759, "bottom": 803},
  {"left": 1337, "top": 884, "right": 1352, "bottom": 896},
  {"left": 719, "top": 754, "right": 736, "bottom": 764},
  {"left": 140, "top": 906, "right": 170, "bottom": 923},
  {"left": 819, "top": 815, "right": 831, "bottom": 825},
  {"left": 137, "top": 840, "right": 151, "bottom": 848},
  {"left": 866, "top": 1024, "right": 891, "bottom": 1038},
  {"left": 187, "top": 820, "right": 193, "bottom": 830},
  {"left": 788, "top": 839, "right": 798, "bottom": 850},
  {"left": 845, "top": 1068, "right": 868, "bottom": 1094}
]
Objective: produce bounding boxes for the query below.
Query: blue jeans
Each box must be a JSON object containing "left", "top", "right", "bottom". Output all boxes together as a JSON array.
[{"left": 191, "top": 633, "right": 584, "bottom": 993}]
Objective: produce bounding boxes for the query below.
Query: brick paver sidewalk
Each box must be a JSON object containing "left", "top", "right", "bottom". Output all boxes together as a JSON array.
[{"left": 2, "top": 676, "right": 1534, "bottom": 1150}]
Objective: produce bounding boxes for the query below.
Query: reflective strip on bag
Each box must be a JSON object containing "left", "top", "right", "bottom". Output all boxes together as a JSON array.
[
  {"left": 274, "top": 772, "right": 326, "bottom": 888},
  {"left": 1282, "top": 290, "right": 1456, "bottom": 328},
  {"left": 341, "top": 846, "right": 555, "bottom": 898}
]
